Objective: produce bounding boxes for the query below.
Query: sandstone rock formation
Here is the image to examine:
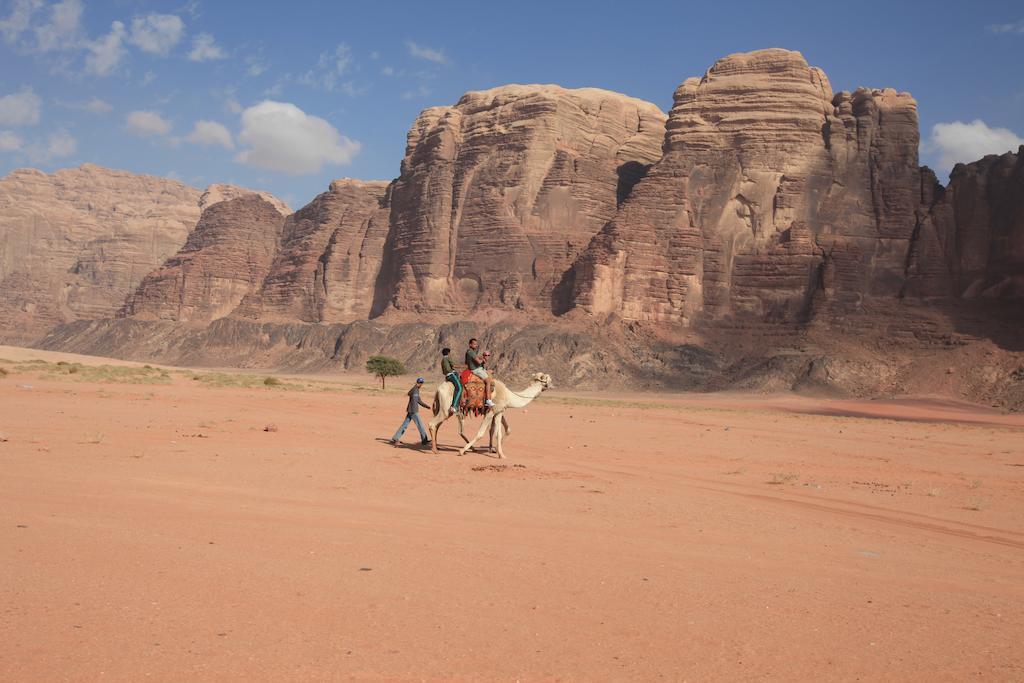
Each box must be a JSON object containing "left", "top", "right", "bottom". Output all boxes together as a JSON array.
[
  {"left": 200, "top": 183, "right": 291, "bottom": 215},
  {"left": 123, "top": 196, "right": 287, "bottom": 324},
  {"left": 0, "top": 164, "right": 288, "bottom": 343},
  {"left": 0, "top": 164, "right": 204, "bottom": 343},
  {"left": 377, "top": 84, "right": 666, "bottom": 315},
  {"left": 905, "top": 148, "right": 1024, "bottom": 298},
  {"left": 569, "top": 49, "right": 923, "bottom": 323},
  {"left": 235, "top": 179, "right": 391, "bottom": 323}
]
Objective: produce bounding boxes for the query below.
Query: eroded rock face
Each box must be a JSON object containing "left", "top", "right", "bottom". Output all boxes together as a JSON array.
[
  {"left": 378, "top": 84, "right": 667, "bottom": 315},
  {"left": 0, "top": 164, "right": 204, "bottom": 343},
  {"left": 200, "top": 183, "right": 291, "bottom": 215},
  {"left": 123, "top": 196, "right": 287, "bottom": 323},
  {"left": 905, "top": 148, "right": 1024, "bottom": 298},
  {"left": 235, "top": 179, "right": 391, "bottom": 323},
  {"left": 570, "top": 49, "right": 923, "bottom": 323}
]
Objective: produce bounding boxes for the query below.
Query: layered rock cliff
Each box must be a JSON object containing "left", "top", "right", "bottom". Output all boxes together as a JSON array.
[
  {"left": 0, "top": 164, "right": 289, "bottom": 342},
  {"left": 905, "top": 148, "right": 1024, "bottom": 299},
  {"left": 568, "top": 49, "right": 923, "bottom": 323},
  {"left": 235, "top": 179, "right": 391, "bottom": 323},
  {"left": 123, "top": 196, "right": 288, "bottom": 323},
  {"left": 0, "top": 164, "right": 205, "bottom": 343},
  {"left": 377, "top": 84, "right": 666, "bottom": 315}
]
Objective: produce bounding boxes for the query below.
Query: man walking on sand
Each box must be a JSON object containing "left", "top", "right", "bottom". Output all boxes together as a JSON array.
[
  {"left": 390, "top": 377, "right": 431, "bottom": 446},
  {"left": 465, "top": 338, "right": 494, "bottom": 408}
]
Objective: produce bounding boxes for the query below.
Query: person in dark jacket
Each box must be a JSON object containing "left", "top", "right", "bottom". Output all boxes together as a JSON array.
[{"left": 390, "top": 377, "right": 431, "bottom": 446}]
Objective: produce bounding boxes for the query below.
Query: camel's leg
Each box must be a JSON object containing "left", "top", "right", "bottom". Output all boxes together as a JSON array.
[
  {"left": 488, "top": 419, "right": 496, "bottom": 454},
  {"left": 457, "top": 414, "right": 469, "bottom": 444},
  {"left": 501, "top": 415, "right": 510, "bottom": 440},
  {"left": 494, "top": 416, "right": 506, "bottom": 459},
  {"left": 428, "top": 389, "right": 452, "bottom": 454},
  {"left": 459, "top": 411, "right": 497, "bottom": 456}
]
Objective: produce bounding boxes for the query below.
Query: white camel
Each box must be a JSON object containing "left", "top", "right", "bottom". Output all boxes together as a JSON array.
[
  {"left": 428, "top": 379, "right": 509, "bottom": 455},
  {"left": 428, "top": 372, "right": 552, "bottom": 459}
]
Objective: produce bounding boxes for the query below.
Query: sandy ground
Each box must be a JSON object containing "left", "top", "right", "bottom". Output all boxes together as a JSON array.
[{"left": 1, "top": 346, "right": 1023, "bottom": 681}]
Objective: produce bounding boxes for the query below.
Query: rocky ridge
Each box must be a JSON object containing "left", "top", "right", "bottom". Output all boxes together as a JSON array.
[
  {"left": 235, "top": 179, "right": 391, "bottom": 323},
  {"left": 378, "top": 84, "right": 667, "bottom": 315},
  {"left": 123, "top": 195, "right": 288, "bottom": 323},
  {"left": 568, "top": 49, "right": 924, "bottom": 323}
]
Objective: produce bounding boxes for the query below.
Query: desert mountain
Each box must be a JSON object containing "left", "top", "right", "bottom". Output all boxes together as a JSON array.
[
  {"left": 234, "top": 178, "right": 391, "bottom": 323},
  {"left": 378, "top": 84, "right": 666, "bottom": 315},
  {"left": 123, "top": 195, "right": 288, "bottom": 324},
  {"left": 0, "top": 163, "right": 287, "bottom": 344},
  {"left": 5, "top": 49, "right": 1024, "bottom": 407}
]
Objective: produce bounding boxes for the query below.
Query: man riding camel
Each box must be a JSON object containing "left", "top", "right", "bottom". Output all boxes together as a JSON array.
[
  {"left": 465, "top": 338, "right": 494, "bottom": 408},
  {"left": 441, "top": 347, "right": 462, "bottom": 415}
]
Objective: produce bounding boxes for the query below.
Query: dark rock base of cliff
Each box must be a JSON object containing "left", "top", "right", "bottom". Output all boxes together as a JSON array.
[{"left": 32, "top": 301, "right": 1024, "bottom": 411}]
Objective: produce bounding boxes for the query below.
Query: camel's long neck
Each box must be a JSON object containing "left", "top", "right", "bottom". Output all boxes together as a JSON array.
[{"left": 506, "top": 382, "right": 544, "bottom": 409}]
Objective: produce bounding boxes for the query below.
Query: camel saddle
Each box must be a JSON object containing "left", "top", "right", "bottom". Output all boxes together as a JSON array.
[{"left": 458, "top": 370, "right": 489, "bottom": 416}]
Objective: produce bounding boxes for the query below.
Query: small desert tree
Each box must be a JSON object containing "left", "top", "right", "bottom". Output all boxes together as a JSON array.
[{"left": 365, "top": 355, "right": 405, "bottom": 389}]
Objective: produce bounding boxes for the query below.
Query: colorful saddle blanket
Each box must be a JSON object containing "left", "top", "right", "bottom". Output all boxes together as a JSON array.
[{"left": 458, "top": 371, "right": 488, "bottom": 416}]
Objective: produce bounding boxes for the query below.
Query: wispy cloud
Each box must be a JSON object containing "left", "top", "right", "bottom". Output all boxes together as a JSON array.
[
  {"left": 406, "top": 40, "right": 447, "bottom": 64},
  {"left": 988, "top": 19, "right": 1024, "bottom": 34},
  {"left": 186, "top": 119, "right": 233, "bottom": 149},
  {"left": 126, "top": 110, "right": 172, "bottom": 137},
  {"left": 0, "top": 87, "right": 42, "bottom": 126},
  {"left": 84, "top": 20, "right": 126, "bottom": 76},
  {"left": 27, "top": 127, "right": 76, "bottom": 162},
  {"left": 187, "top": 32, "right": 225, "bottom": 61},
  {"left": 58, "top": 96, "right": 113, "bottom": 114},
  {"left": 0, "top": 130, "right": 23, "bottom": 152},
  {"left": 127, "top": 13, "right": 184, "bottom": 55},
  {"left": 401, "top": 84, "right": 431, "bottom": 100},
  {"left": 295, "top": 43, "right": 362, "bottom": 94}
]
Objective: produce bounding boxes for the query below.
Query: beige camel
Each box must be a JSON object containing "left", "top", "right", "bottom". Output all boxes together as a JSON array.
[
  {"left": 428, "top": 379, "right": 511, "bottom": 455},
  {"left": 454, "top": 372, "right": 552, "bottom": 459},
  {"left": 428, "top": 372, "right": 552, "bottom": 457}
]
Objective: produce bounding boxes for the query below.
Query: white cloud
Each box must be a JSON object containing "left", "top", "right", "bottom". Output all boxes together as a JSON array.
[
  {"left": 246, "top": 56, "right": 268, "bottom": 77},
  {"left": 187, "top": 32, "right": 224, "bottom": 61},
  {"left": 0, "top": 0, "right": 40, "bottom": 45},
  {"left": 59, "top": 96, "right": 112, "bottom": 113},
  {"left": 0, "top": 130, "right": 23, "bottom": 151},
  {"left": 141, "top": 70, "right": 155, "bottom": 86},
  {"left": 26, "top": 127, "right": 76, "bottom": 162},
  {"left": 83, "top": 96, "right": 112, "bottom": 113},
  {"left": 44, "top": 127, "right": 75, "bottom": 156},
  {"left": 988, "top": 19, "right": 1024, "bottom": 34},
  {"left": 126, "top": 110, "right": 172, "bottom": 137},
  {"left": 320, "top": 43, "right": 352, "bottom": 75},
  {"left": 34, "top": 0, "right": 83, "bottom": 52},
  {"left": 0, "top": 87, "right": 42, "bottom": 126},
  {"left": 128, "top": 13, "right": 183, "bottom": 55},
  {"left": 381, "top": 65, "right": 395, "bottom": 76},
  {"left": 296, "top": 43, "right": 358, "bottom": 93},
  {"left": 401, "top": 84, "right": 431, "bottom": 100},
  {"left": 235, "top": 100, "right": 360, "bottom": 174},
  {"left": 406, "top": 41, "right": 447, "bottom": 64},
  {"left": 186, "top": 120, "right": 233, "bottom": 149},
  {"left": 929, "top": 120, "right": 1024, "bottom": 172},
  {"left": 85, "top": 20, "right": 126, "bottom": 76}
]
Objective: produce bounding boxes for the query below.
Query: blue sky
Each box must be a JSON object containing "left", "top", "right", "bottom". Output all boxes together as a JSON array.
[{"left": 1, "top": 0, "right": 1023, "bottom": 208}]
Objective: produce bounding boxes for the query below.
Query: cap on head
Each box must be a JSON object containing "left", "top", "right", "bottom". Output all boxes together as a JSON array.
[{"left": 416, "top": 377, "right": 424, "bottom": 383}]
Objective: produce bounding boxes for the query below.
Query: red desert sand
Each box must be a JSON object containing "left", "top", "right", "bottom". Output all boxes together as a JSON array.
[{"left": 1, "top": 346, "right": 1022, "bottom": 681}]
